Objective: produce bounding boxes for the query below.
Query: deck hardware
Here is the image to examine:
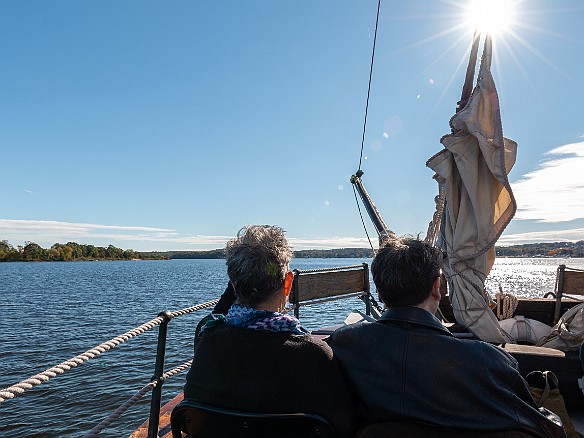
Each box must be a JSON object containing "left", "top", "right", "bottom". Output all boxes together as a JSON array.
[{"left": 148, "top": 310, "right": 174, "bottom": 438}]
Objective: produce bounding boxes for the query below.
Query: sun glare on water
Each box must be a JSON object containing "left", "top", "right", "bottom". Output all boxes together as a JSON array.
[{"left": 466, "top": 0, "right": 516, "bottom": 36}]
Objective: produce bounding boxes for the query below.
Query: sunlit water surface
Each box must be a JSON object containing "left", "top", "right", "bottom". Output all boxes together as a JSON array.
[{"left": 1, "top": 257, "right": 583, "bottom": 437}]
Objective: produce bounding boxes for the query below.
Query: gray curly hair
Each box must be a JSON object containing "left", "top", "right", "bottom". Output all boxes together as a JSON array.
[{"left": 225, "top": 225, "right": 293, "bottom": 307}]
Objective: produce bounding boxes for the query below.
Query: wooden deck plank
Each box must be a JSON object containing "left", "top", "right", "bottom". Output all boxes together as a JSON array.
[{"left": 129, "top": 393, "right": 184, "bottom": 438}]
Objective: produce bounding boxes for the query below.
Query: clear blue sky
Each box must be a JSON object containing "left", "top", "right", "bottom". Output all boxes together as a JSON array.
[{"left": 1, "top": 0, "right": 583, "bottom": 251}]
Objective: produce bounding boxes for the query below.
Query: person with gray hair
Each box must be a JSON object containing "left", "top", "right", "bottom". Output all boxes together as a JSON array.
[
  {"left": 184, "top": 225, "right": 356, "bottom": 437},
  {"left": 328, "top": 236, "right": 565, "bottom": 437}
]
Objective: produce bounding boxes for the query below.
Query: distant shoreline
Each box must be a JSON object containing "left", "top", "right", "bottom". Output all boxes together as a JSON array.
[
  {"left": 143, "top": 241, "right": 584, "bottom": 259},
  {"left": 2, "top": 240, "right": 583, "bottom": 262}
]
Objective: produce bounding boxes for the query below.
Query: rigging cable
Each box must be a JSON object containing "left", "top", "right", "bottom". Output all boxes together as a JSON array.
[
  {"left": 358, "top": 0, "right": 382, "bottom": 172},
  {"left": 353, "top": 0, "right": 383, "bottom": 253}
]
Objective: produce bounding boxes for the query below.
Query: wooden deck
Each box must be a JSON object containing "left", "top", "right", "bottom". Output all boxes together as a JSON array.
[{"left": 129, "top": 393, "right": 183, "bottom": 438}]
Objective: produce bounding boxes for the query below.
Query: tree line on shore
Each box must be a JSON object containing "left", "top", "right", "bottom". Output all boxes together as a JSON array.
[
  {"left": 495, "top": 241, "right": 584, "bottom": 258},
  {"left": 144, "top": 247, "right": 375, "bottom": 259},
  {"left": 2, "top": 239, "right": 583, "bottom": 262},
  {"left": 0, "top": 240, "right": 166, "bottom": 262},
  {"left": 0, "top": 241, "right": 374, "bottom": 262},
  {"left": 149, "top": 243, "right": 584, "bottom": 259}
]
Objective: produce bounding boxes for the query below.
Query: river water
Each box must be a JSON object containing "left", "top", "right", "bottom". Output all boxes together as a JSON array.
[{"left": 1, "top": 257, "right": 583, "bottom": 437}]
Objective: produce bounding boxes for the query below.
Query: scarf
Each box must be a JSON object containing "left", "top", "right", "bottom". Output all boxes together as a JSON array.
[{"left": 201, "top": 303, "right": 307, "bottom": 335}]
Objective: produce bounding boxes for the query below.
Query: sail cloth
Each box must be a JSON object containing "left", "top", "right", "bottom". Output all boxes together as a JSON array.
[{"left": 426, "top": 35, "right": 517, "bottom": 343}]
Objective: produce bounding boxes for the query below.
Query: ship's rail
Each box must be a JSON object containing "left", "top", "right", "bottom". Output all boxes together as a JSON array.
[
  {"left": 0, "top": 298, "right": 219, "bottom": 436},
  {"left": 84, "top": 359, "right": 193, "bottom": 438}
]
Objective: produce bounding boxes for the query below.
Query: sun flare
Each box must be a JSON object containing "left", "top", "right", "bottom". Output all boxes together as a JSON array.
[{"left": 466, "top": 0, "right": 516, "bottom": 36}]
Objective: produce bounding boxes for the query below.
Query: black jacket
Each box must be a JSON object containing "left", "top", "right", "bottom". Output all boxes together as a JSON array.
[
  {"left": 328, "top": 307, "right": 565, "bottom": 438},
  {"left": 184, "top": 322, "right": 357, "bottom": 438}
]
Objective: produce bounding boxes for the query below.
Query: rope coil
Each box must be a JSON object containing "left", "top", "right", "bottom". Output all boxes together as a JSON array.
[{"left": 494, "top": 286, "right": 518, "bottom": 321}]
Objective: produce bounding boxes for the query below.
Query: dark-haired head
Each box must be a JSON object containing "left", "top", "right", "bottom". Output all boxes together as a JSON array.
[{"left": 372, "top": 236, "right": 442, "bottom": 307}]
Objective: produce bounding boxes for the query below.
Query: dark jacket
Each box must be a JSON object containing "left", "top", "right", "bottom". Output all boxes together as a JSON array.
[
  {"left": 327, "top": 307, "right": 565, "bottom": 438},
  {"left": 184, "top": 322, "right": 357, "bottom": 438}
]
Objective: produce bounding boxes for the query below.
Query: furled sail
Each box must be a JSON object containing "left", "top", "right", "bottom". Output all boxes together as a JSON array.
[{"left": 427, "top": 35, "right": 517, "bottom": 343}]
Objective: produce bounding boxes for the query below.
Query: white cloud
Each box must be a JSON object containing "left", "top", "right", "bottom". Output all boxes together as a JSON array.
[
  {"left": 0, "top": 219, "right": 371, "bottom": 251},
  {"left": 498, "top": 228, "right": 584, "bottom": 246},
  {"left": 0, "top": 219, "right": 174, "bottom": 233},
  {"left": 512, "top": 142, "right": 584, "bottom": 223},
  {"left": 289, "top": 236, "right": 372, "bottom": 250},
  {"left": 0, "top": 219, "right": 230, "bottom": 247}
]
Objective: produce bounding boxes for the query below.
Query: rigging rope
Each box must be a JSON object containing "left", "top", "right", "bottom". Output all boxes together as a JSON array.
[
  {"left": 357, "top": 0, "right": 382, "bottom": 171},
  {"left": 0, "top": 299, "right": 218, "bottom": 404},
  {"left": 83, "top": 359, "right": 193, "bottom": 437}
]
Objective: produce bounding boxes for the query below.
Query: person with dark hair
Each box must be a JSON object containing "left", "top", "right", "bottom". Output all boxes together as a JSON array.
[
  {"left": 328, "top": 236, "right": 565, "bottom": 438},
  {"left": 183, "top": 225, "right": 356, "bottom": 437}
]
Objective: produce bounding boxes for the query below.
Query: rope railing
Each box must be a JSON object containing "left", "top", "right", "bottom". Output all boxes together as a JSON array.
[
  {"left": 169, "top": 299, "right": 219, "bottom": 318},
  {"left": 0, "top": 299, "right": 218, "bottom": 404},
  {"left": 83, "top": 359, "right": 193, "bottom": 438}
]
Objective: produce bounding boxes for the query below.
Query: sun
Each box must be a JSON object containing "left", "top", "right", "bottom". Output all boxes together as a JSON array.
[{"left": 465, "top": 0, "right": 516, "bottom": 36}]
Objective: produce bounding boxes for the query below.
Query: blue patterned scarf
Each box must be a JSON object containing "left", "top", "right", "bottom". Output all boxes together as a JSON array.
[{"left": 202, "top": 304, "right": 307, "bottom": 335}]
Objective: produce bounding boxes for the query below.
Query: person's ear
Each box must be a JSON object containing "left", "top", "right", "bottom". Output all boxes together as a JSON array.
[
  {"left": 439, "top": 273, "right": 448, "bottom": 297},
  {"left": 283, "top": 271, "right": 294, "bottom": 296},
  {"left": 431, "top": 276, "right": 441, "bottom": 300}
]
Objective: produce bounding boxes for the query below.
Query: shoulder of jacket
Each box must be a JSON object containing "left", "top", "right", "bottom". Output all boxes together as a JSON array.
[
  {"left": 330, "top": 321, "right": 371, "bottom": 337},
  {"left": 286, "top": 334, "right": 334, "bottom": 359},
  {"left": 471, "top": 340, "right": 519, "bottom": 367}
]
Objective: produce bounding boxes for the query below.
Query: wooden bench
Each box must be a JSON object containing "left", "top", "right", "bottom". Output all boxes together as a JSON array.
[
  {"left": 289, "top": 263, "right": 375, "bottom": 319},
  {"left": 553, "top": 264, "right": 584, "bottom": 323}
]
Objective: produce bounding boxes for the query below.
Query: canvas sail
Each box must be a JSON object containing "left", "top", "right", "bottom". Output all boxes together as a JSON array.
[{"left": 427, "top": 35, "right": 517, "bottom": 343}]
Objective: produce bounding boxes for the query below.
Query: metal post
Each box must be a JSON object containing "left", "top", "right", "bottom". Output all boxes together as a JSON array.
[
  {"left": 292, "top": 270, "right": 300, "bottom": 319},
  {"left": 553, "top": 265, "right": 566, "bottom": 324},
  {"left": 147, "top": 310, "right": 173, "bottom": 438},
  {"left": 362, "top": 263, "right": 371, "bottom": 316}
]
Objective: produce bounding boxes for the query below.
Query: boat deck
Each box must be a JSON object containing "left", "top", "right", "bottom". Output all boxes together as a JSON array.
[
  {"left": 130, "top": 393, "right": 183, "bottom": 438},
  {"left": 133, "top": 303, "right": 584, "bottom": 437},
  {"left": 132, "top": 345, "right": 584, "bottom": 437}
]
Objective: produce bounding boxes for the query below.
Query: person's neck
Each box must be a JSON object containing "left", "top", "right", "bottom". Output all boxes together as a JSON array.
[
  {"left": 236, "top": 294, "right": 282, "bottom": 313},
  {"left": 414, "top": 298, "right": 439, "bottom": 315}
]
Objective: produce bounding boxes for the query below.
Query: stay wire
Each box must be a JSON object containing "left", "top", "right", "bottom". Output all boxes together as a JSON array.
[
  {"left": 358, "top": 0, "right": 382, "bottom": 171},
  {"left": 355, "top": 0, "right": 382, "bottom": 251}
]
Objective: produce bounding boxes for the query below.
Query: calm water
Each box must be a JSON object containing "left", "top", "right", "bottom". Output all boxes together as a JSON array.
[{"left": 1, "top": 257, "right": 584, "bottom": 437}]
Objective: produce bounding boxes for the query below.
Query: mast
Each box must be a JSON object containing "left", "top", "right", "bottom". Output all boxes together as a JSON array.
[{"left": 350, "top": 170, "right": 394, "bottom": 245}]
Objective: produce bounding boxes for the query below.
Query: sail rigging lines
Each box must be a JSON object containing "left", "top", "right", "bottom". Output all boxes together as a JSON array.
[{"left": 357, "top": 0, "right": 382, "bottom": 172}]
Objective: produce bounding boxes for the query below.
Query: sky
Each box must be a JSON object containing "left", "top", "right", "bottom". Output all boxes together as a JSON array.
[{"left": 1, "top": 0, "right": 583, "bottom": 251}]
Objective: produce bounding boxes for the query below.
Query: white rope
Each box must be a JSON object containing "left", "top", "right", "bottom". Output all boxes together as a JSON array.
[
  {"left": 0, "top": 299, "right": 218, "bottom": 404},
  {"left": 83, "top": 359, "right": 193, "bottom": 437},
  {"left": 494, "top": 286, "right": 518, "bottom": 321},
  {"left": 170, "top": 299, "right": 219, "bottom": 318},
  {"left": 0, "top": 316, "right": 163, "bottom": 403}
]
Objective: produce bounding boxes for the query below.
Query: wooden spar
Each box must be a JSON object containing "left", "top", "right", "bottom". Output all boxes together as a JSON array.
[
  {"left": 350, "top": 170, "right": 394, "bottom": 244},
  {"left": 456, "top": 29, "right": 481, "bottom": 113}
]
